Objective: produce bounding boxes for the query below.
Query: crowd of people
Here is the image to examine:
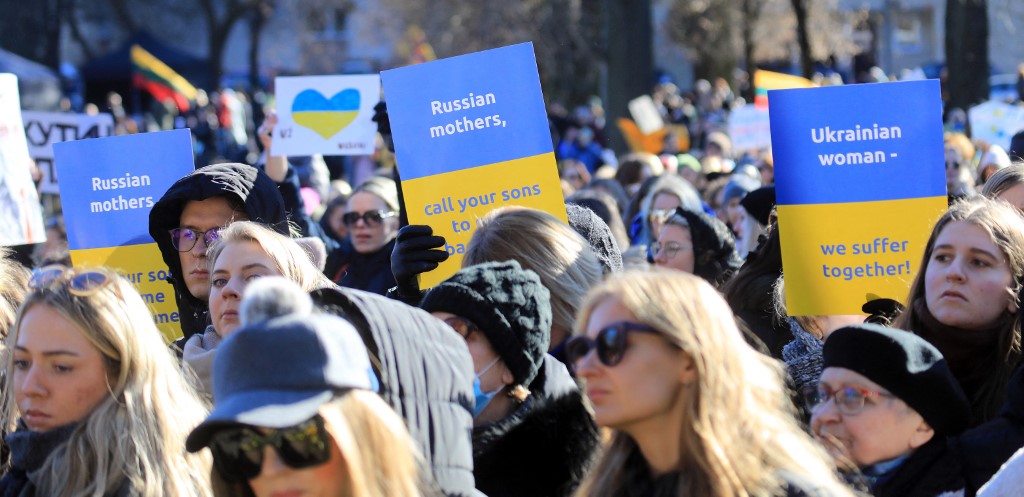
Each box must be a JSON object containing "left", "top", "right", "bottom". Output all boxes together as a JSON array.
[{"left": 2, "top": 70, "right": 1024, "bottom": 497}]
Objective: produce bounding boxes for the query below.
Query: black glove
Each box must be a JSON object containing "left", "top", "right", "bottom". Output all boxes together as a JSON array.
[
  {"left": 391, "top": 224, "right": 449, "bottom": 297},
  {"left": 372, "top": 101, "right": 394, "bottom": 152}
]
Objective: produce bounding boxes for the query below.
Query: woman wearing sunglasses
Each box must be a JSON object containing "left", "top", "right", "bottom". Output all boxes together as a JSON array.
[
  {"left": 324, "top": 176, "right": 400, "bottom": 295},
  {"left": 570, "top": 271, "right": 854, "bottom": 497},
  {"left": 809, "top": 323, "right": 978, "bottom": 495},
  {"left": 187, "top": 278, "right": 431, "bottom": 497},
  {"left": 0, "top": 265, "right": 213, "bottom": 497},
  {"left": 419, "top": 260, "right": 600, "bottom": 497},
  {"left": 183, "top": 221, "right": 334, "bottom": 397}
]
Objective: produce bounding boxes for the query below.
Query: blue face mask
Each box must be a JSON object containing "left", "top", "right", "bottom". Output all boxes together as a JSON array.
[{"left": 472, "top": 357, "right": 501, "bottom": 417}]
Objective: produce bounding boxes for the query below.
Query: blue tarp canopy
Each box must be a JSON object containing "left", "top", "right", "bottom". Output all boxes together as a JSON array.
[{"left": 0, "top": 48, "right": 61, "bottom": 110}]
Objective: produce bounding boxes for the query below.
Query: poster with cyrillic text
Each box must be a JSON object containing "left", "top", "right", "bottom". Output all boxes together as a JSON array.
[
  {"left": 382, "top": 42, "right": 566, "bottom": 288},
  {"left": 770, "top": 80, "right": 947, "bottom": 316},
  {"left": 273, "top": 74, "right": 380, "bottom": 156},
  {"left": 22, "top": 111, "right": 115, "bottom": 195},
  {"left": 0, "top": 74, "right": 46, "bottom": 246},
  {"left": 54, "top": 129, "right": 195, "bottom": 341}
]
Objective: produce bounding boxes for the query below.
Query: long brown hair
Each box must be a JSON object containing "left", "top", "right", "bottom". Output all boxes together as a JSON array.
[{"left": 574, "top": 271, "right": 853, "bottom": 497}]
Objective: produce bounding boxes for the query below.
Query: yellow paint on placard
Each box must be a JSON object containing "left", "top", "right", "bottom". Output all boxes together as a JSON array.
[
  {"left": 70, "top": 243, "right": 183, "bottom": 342},
  {"left": 403, "top": 152, "right": 566, "bottom": 288},
  {"left": 777, "top": 196, "right": 947, "bottom": 316}
]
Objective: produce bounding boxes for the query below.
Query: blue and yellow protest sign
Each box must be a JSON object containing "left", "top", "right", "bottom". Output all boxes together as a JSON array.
[
  {"left": 381, "top": 42, "right": 565, "bottom": 287},
  {"left": 54, "top": 129, "right": 195, "bottom": 341},
  {"left": 770, "top": 80, "right": 947, "bottom": 316}
]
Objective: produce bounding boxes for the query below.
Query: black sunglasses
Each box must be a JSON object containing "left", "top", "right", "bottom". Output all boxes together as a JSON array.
[
  {"left": 565, "top": 321, "right": 661, "bottom": 368},
  {"left": 208, "top": 416, "right": 331, "bottom": 482},
  {"left": 169, "top": 227, "right": 222, "bottom": 252},
  {"left": 342, "top": 210, "right": 396, "bottom": 227}
]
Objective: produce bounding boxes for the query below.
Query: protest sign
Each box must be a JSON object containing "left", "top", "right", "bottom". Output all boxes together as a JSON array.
[
  {"left": 728, "top": 104, "right": 772, "bottom": 154},
  {"left": 769, "top": 80, "right": 947, "bottom": 316},
  {"left": 54, "top": 129, "right": 195, "bottom": 341},
  {"left": 968, "top": 100, "right": 1024, "bottom": 151},
  {"left": 22, "top": 111, "right": 115, "bottom": 195},
  {"left": 382, "top": 42, "right": 566, "bottom": 287},
  {"left": 628, "top": 95, "right": 664, "bottom": 135},
  {"left": 0, "top": 74, "right": 46, "bottom": 246},
  {"left": 273, "top": 74, "right": 380, "bottom": 157}
]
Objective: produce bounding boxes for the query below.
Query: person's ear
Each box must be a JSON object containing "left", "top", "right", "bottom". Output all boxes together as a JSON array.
[
  {"left": 1007, "top": 293, "right": 1019, "bottom": 314},
  {"left": 677, "top": 352, "right": 698, "bottom": 385},
  {"left": 501, "top": 367, "right": 515, "bottom": 386},
  {"left": 908, "top": 419, "right": 935, "bottom": 450}
]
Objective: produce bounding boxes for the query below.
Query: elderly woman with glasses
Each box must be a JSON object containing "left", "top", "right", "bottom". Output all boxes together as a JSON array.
[
  {"left": 0, "top": 265, "right": 213, "bottom": 497},
  {"left": 324, "top": 176, "right": 400, "bottom": 295},
  {"left": 651, "top": 207, "right": 741, "bottom": 289},
  {"left": 570, "top": 271, "right": 855, "bottom": 497},
  {"left": 419, "top": 260, "right": 600, "bottom": 497},
  {"left": 808, "top": 323, "right": 980, "bottom": 496}
]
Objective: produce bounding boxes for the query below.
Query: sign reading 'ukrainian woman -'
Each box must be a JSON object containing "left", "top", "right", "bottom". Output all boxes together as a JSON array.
[
  {"left": 381, "top": 42, "right": 565, "bottom": 287},
  {"left": 54, "top": 129, "right": 195, "bottom": 341},
  {"left": 770, "top": 80, "right": 947, "bottom": 316}
]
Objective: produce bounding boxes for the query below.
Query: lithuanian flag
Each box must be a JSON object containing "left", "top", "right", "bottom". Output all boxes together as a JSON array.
[
  {"left": 130, "top": 45, "right": 197, "bottom": 112},
  {"left": 753, "top": 70, "right": 815, "bottom": 109}
]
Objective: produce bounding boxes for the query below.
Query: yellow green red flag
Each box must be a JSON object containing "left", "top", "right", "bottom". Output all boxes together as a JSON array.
[
  {"left": 753, "top": 70, "right": 815, "bottom": 109},
  {"left": 130, "top": 45, "right": 197, "bottom": 112}
]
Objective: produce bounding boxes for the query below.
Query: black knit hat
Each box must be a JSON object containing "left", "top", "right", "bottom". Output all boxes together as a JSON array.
[
  {"left": 739, "top": 186, "right": 776, "bottom": 227},
  {"left": 566, "top": 203, "right": 623, "bottom": 275},
  {"left": 420, "top": 260, "right": 552, "bottom": 387},
  {"left": 822, "top": 323, "right": 970, "bottom": 436}
]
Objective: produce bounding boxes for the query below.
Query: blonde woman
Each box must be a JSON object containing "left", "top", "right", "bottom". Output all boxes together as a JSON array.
[
  {"left": 1, "top": 265, "right": 212, "bottom": 497},
  {"left": 183, "top": 220, "right": 334, "bottom": 397},
  {"left": 187, "top": 277, "right": 432, "bottom": 497},
  {"left": 569, "top": 271, "right": 855, "bottom": 497},
  {"left": 464, "top": 206, "right": 603, "bottom": 361}
]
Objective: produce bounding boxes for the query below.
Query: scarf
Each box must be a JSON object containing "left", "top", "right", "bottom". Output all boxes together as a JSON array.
[
  {"left": 182, "top": 325, "right": 223, "bottom": 399},
  {"left": 1, "top": 422, "right": 78, "bottom": 497}
]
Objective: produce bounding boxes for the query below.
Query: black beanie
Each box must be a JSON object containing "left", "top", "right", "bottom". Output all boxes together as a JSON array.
[
  {"left": 420, "top": 260, "right": 552, "bottom": 387},
  {"left": 672, "top": 207, "right": 742, "bottom": 287},
  {"left": 822, "top": 323, "right": 970, "bottom": 436},
  {"left": 739, "top": 186, "right": 776, "bottom": 227},
  {"left": 566, "top": 203, "right": 623, "bottom": 275}
]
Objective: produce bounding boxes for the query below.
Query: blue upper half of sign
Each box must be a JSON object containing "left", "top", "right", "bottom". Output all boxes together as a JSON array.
[
  {"left": 54, "top": 129, "right": 195, "bottom": 250},
  {"left": 769, "top": 80, "right": 946, "bottom": 205},
  {"left": 380, "top": 42, "right": 553, "bottom": 181}
]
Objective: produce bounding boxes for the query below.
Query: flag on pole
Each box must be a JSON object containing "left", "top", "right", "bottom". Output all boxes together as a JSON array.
[
  {"left": 130, "top": 45, "right": 197, "bottom": 112},
  {"left": 753, "top": 70, "right": 815, "bottom": 109}
]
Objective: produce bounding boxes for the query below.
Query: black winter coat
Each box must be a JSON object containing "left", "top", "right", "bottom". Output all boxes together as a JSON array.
[
  {"left": 325, "top": 237, "right": 397, "bottom": 296},
  {"left": 955, "top": 364, "right": 1024, "bottom": 495},
  {"left": 863, "top": 438, "right": 967, "bottom": 497},
  {"left": 311, "top": 286, "right": 479, "bottom": 497},
  {"left": 149, "top": 163, "right": 289, "bottom": 340},
  {"left": 473, "top": 355, "right": 601, "bottom": 497}
]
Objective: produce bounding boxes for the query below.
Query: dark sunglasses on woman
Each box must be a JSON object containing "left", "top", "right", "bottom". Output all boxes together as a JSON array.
[
  {"left": 342, "top": 210, "right": 396, "bottom": 227},
  {"left": 208, "top": 416, "right": 331, "bottom": 482},
  {"left": 565, "top": 320, "right": 661, "bottom": 369}
]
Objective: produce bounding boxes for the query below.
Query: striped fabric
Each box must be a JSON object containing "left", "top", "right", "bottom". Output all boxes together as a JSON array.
[{"left": 130, "top": 45, "right": 197, "bottom": 112}]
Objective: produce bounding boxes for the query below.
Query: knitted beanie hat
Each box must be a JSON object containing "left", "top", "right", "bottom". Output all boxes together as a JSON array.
[
  {"left": 420, "top": 260, "right": 552, "bottom": 387},
  {"left": 823, "top": 323, "right": 971, "bottom": 436},
  {"left": 566, "top": 203, "right": 623, "bottom": 275}
]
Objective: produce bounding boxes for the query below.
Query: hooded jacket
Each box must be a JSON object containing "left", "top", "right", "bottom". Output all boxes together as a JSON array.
[
  {"left": 311, "top": 285, "right": 480, "bottom": 497},
  {"left": 472, "top": 355, "right": 600, "bottom": 497},
  {"left": 149, "top": 163, "right": 289, "bottom": 341}
]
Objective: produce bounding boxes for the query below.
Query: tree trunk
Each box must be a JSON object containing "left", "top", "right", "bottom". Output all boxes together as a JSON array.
[
  {"left": 945, "top": 0, "right": 989, "bottom": 112},
  {"left": 790, "top": 0, "right": 814, "bottom": 79},
  {"left": 605, "top": 0, "right": 653, "bottom": 154},
  {"left": 248, "top": 11, "right": 266, "bottom": 92},
  {"left": 741, "top": 0, "right": 757, "bottom": 102}
]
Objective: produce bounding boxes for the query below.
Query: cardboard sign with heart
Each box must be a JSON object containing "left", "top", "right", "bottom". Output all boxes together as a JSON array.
[{"left": 291, "top": 88, "right": 361, "bottom": 139}]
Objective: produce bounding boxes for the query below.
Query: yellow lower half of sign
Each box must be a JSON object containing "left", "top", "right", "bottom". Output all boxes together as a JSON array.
[
  {"left": 71, "top": 243, "right": 183, "bottom": 342},
  {"left": 403, "top": 152, "right": 566, "bottom": 288},
  {"left": 777, "top": 196, "right": 947, "bottom": 316}
]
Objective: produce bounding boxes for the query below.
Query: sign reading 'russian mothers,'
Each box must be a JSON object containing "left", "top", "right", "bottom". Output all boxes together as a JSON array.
[
  {"left": 770, "top": 80, "right": 947, "bottom": 316},
  {"left": 382, "top": 42, "right": 566, "bottom": 288},
  {"left": 54, "top": 129, "right": 195, "bottom": 341}
]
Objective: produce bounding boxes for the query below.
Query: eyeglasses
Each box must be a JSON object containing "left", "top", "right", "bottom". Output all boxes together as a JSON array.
[
  {"left": 169, "top": 227, "right": 222, "bottom": 252},
  {"left": 651, "top": 241, "right": 692, "bottom": 259},
  {"left": 341, "top": 210, "right": 396, "bottom": 227},
  {"left": 565, "top": 321, "right": 661, "bottom": 368},
  {"left": 803, "top": 385, "right": 895, "bottom": 416},
  {"left": 29, "top": 265, "right": 115, "bottom": 297},
  {"left": 208, "top": 416, "right": 331, "bottom": 482},
  {"left": 443, "top": 316, "right": 479, "bottom": 340}
]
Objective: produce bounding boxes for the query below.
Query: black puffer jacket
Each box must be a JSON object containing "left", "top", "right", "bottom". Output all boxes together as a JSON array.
[
  {"left": 311, "top": 286, "right": 479, "bottom": 497},
  {"left": 149, "top": 163, "right": 289, "bottom": 341},
  {"left": 473, "top": 355, "right": 601, "bottom": 497},
  {"left": 325, "top": 237, "right": 397, "bottom": 296}
]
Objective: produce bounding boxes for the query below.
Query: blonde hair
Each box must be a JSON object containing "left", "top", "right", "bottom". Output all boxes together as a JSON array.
[
  {"left": 574, "top": 271, "right": 853, "bottom": 497},
  {"left": 2, "top": 269, "right": 212, "bottom": 497},
  {"left": 0, "top": 248, "right": 29, "bottom": 338},
  {"left": 208, "top": 221, "right": 334, "bottom": 292},
  {"left": 981, "top": 162, "right": 1024, "bottom": 198},
  {"left": 214, "top": 391, "right": 433, "bottom": 497},
  {"left": 464, "top": 206, "right": 602, "bottom": 335}
]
